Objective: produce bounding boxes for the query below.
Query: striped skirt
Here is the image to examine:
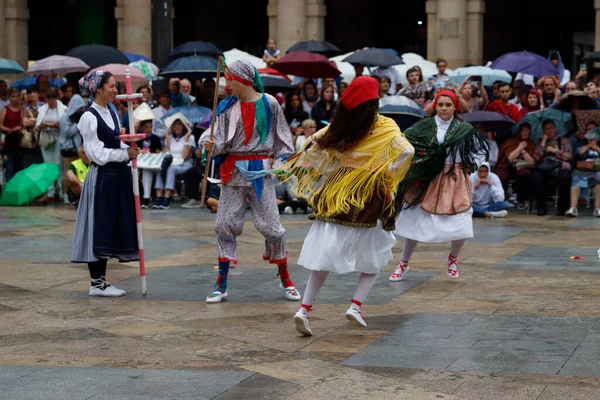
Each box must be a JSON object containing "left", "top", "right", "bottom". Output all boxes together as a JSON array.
[{"left": 72, "top": 163, "right": 139, "bottom": 263}]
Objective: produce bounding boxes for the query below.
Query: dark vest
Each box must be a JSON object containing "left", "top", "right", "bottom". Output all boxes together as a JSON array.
[{"left": 87, "top": 107, "right": 121, "bottom": 150}]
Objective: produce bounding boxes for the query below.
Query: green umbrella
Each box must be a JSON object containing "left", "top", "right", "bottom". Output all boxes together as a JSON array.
[
  {"left": 0, "top": 58, "right": 25, "bottom": 74},
  {"left": 0, "top": 163, "right": 60, "bottom": 206},
  {"left": 512, "top": 108, "right": 574, "bottom": 142}
]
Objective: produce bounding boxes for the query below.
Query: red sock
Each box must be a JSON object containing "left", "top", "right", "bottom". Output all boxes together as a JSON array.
[
  {"left": 301, "top": 303, "right": 313, "bottom": 312},
  {"left": 350, "top": 299, "right": 362, "bottom": 307},
  {"left": 277, "top": 263, "right": 294, "bottom": 288}
]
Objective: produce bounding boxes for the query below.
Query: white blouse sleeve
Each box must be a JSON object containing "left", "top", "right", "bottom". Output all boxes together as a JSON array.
[{"left": 78, "top": 112, "right": 129, "bottom": 166}]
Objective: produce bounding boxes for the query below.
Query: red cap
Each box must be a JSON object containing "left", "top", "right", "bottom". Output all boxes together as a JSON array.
[
  {"left": 433, "top": 89, "right": 460, "bottom": 112},
  {"left": 341, "top": 76, "right": 380, "bottom": 110}
]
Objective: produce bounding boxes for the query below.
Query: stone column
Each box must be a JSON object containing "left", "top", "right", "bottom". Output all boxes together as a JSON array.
[
  {"left": 466, "top": 0, "right": 485, "bottom": 65},
  {"left": 425, "top": 0, "right": 437, "bottom": 61},
  {"left": 435, "top": 0, "right": 467, "bottom": 68},
  {"left": 267, "top": 0, "right": 278, "bottom": 42},
  {"left": 596, "top": 0, "right": 600, "bottom": 51},
  {"left": 116, "top": 0, "right": 152, "bottom": 58},
  {"left": 276, "top": 0, "right": 307, "bottom": 53},
  {"left": 306, "top": 0, "right": 326, "bottom": 41},
  {"left": 5, "top": 0, "right": 28, "bottom": 68}
]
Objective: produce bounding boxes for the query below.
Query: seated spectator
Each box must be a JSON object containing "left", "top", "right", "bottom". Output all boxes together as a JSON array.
[
  {"left": 509, "top": 79, "right": 525, "bottom": 109},
  {"left": 275, "top": 176, "right": 307, "bottom": 214},
  {"left": 371, "top": 65, "right": 402, "bottom": 94},
  {"left": 398, "top": 67, "right": 430, "bottom": 105},
  {"left": 169, "top": 78, "right": 192, "bottom": 107},
  {"left": 135, "top": 113, "right": 163, "bottom": 208},
  {"left": 66, "top": 146, "right": 91, "bottom": 206},
  {"left": 137, "top": 84, "right": 157, "bottom": 108},
  {"left": 181, "top": 133, "right": 216, "bottom": 210},
  {"left": 517, "top": 89, "right": 542, "bottom": 122},
  {"left": 206, "top": 182, "right": 220, "bottom": 213},
  {"left": 470, "top": 163, "right": 510, "bottom": 218},
  {"left": 565, "top": 129, "right": 600, "bottom": 217},
  {"left": 284, "top": 92, "right": 308, "bottom": 136},
  {"left": 294, "top": 118, "right": 317, "bottom": 151},
  {"left": 485, "top": 82, "right": 519, "bottom": 121},
  {"left": 537, "top": 75, "right": 561, "bottom": 108},
  {"left": 153, "top": 114, "right": 195, "bottom": 209},
  {"left": 495, "top": 123, "right": 536, "bottom": 209},
  {"left": 377, "top": 76, "right": 392, "bottom": 98},
  {"left": 532, "top": 119, "right": 572, "bottom": 216},
  {"left": 121, "top": 97, "right": 141, "bottom": 134},
  {"left": 152, "top": 89, "right": 171, "bottom": 142}
]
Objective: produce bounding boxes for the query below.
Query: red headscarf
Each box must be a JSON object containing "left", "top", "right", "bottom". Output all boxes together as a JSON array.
[
  {"left": 433, "top": 89, "right": 460, "bottom": 112},
  {"left": 341, "top": 76, "right": 379, "bottom": 110}
]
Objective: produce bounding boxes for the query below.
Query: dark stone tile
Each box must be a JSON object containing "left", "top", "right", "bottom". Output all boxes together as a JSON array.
[
  {"left": 214, "top": 373, "right": 301, "bottom": 400},
  {"left": 470, "top": 225, "right": 526, "bottom": 243},
  {"left": 448, "top": 358, "right": 564, "bottom": 375},
  {"left": 494, "top": 246, "right": 600, "bottom": 272},
  {"left": 0, "top": 328, "right": 117, "bottom": 346}
]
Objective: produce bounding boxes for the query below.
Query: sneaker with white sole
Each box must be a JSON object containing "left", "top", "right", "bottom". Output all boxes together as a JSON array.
[
  {"left": 89, "top": 285, "right": 125, "bottom": 297},
  {"left": 595, "top": 209, "right": 600, "bottom": 218},
  {"left": 294, "top": 309, "right": 313, "bottom": 336},
  {"left": 345, "top": 307, "right": 367, "bottom": 327},
  {"left": 389, "top": 261, "right": 409, "bottom": 282},
  {"left": 182, "top": 199, "right": 201, "bottom": 209},
  {"left": 279, "top": 283, "right": 301, "bottom": 301},
  {"left": 283, "top": 206, "right": 294, "bottom": 215},
  {"left": 206, "top": 290, "right": 228, "bottom": 303},
  {"left": 565, "top": 208, "right": 579, "bottom": 218},
  {"left": 98, "top": 276, "right": 126, "bottom": 296},
  {"left": 489, "top": 210, "right": 508, "bottom": 218}
]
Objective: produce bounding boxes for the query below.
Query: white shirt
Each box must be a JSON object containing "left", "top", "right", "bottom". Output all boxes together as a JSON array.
[
  {"left": 168, "top": 134, "right": 195, "bottom": 159},
  {"left": 371, "top": 67, "right": 402, "bottom": 95},
  {"left": 78, "top": 102, "right": 129, "bottom": 166},
  {"left": 0, "top": 98, "right": 9, "bottom": 109}
]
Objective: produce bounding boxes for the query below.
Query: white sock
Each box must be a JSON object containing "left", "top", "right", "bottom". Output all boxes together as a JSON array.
[
  {"left": 301, "top": 270, "right": 329, "bottom": 307},
  {"left": 450, "top": 239, "right": 466, "bottom": 258},
  {"left": 352, "top": 273, "right": 378, "bottom": 304},
  {"left": 401, "top": 239, "right": 419, "bottom": 264}
]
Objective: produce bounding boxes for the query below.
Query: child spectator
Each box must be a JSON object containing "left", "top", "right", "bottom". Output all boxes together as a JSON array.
[
  {"left": 294, "top": 119, "right": 317, "bottom": 151},
  {"left": 66, "top": 146, "right": 91, "bottom": 206},
  {"left": 263, "top": 38, "right": 281, "bottom": 67}
]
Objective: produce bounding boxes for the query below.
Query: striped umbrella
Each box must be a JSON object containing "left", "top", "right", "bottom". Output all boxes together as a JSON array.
[{"left": 27, "top": 55, "right": 89, "bottom": 75}]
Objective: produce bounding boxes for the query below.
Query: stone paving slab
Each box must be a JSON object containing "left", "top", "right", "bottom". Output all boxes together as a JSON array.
[
  {"left": 0, "top": 218, "right": 59, "bottom": 232},
  {"left": 470, "top": 224, "right": 526, "bottom": 243},
  {"left": 71, "top": 265, "right": 435, "bottom": 304},
  {"left": 0, "top": 365, "right": 254, "bottom": 400},
  {"left": 342, "top": 314, "right": 600, "bottom": 376},
  {"left": 0, "top": 236, "right": 209, "bottom": 262},
  {"left": 494, "top": 246, "right": 600, "bottom": 272}
]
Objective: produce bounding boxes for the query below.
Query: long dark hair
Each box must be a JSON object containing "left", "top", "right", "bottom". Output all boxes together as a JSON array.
[
  {"left": 284, "top": 92, "right": 302, "bottom": 120},
  {"left": 316, "top": 98, "right": 379, "bottom": 152}
]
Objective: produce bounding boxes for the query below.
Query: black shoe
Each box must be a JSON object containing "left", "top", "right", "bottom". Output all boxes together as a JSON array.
[
  {"left": 141, "top": 198, "right": 150, "bottom": 209},
  {"left": 537, "top": 208, "right": 548, "bottom": 216}
]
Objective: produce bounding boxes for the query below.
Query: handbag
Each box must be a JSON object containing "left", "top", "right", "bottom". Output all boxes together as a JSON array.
[
  {"left": 515, "top": 159, "right": 534, "bottom": 169},
  {"left": 537, "top": 157, "right": 561, "bottom": 178},
  {"left": 20, "top": 108, "right": 35, "bottom": 149},
  {"left": 38, "top": 132, "right": 56, "bottom": 149}
]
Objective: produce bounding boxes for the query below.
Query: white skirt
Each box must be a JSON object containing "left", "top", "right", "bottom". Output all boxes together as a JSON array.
[
  {"left": 395, "top": 204, "right": 473, "bottom": 243},
  {"left": 298, "top": 220, "right": 396, "bottom": 274}
]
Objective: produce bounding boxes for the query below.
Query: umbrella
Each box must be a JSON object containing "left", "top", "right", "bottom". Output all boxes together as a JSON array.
[
  {"left": 90, "top": 64, "right": 147, "bottom": 83},
  {"left": 343, "top": 47, "right": 405, "bottom": 68},
  {"left": 129, "top": 61, "right": 159, "bottom": 80},
  {"left": 448, "top": 66, "right": 512, "bottom": 86},
  {"left": 65, "top": 44, "right": 130, "bottom": 69},
  {"left": 287, "top": 40, "right": 341, "bottom": 57},
  {"left": 379, "top": 95, "right": 422, "bottom": 109},
  {"left": 27, "top": 55, "right": 90, "bottom": 75},
  {"left": 169, "top": 41, "right": 222, "bottom": 59},
  {"left": 0, "top": 163, "right": 59, "bottom": 206},
  {"left": 489, "top": 51, "right": 558, "bottom": 78},
  {"left": 223, "top": 48, "right": 264, "bottom": 69},
  {"left": 0, "top": 58, "right": 24, "bottom": 74},
  {"left": 513, "top": 108, "right": 573, "bottom": 142},
  {"left": 260, "top": 75, "right": 293, "bottom": 93},
  {"left": 574, "top": 110, "right": 600, "bottom": 133},
  {"left": 158, "top": 55, "right": 219, "bottom": 79},
  {"left": 379, "top": 104, "right": 426, "bottom": 118},
  {"left": 582, "top": 52, "right": 600, "bottom": 62},
  {"left": 395, "top": 53, "right": 452, "bottom": 85},
  {"left": 258, "top": 67, "right": 291, "bottom": 81},
  {"left": 160, "top": 105, "right": 212, "bottom": 124},
  {"left": 124, "top": 52, "right": 151, "bottom": 63},
  {"left": 461, "top": 111, "right": 516, "bottom": 132},
  {"left": 10, "top": 76, "right": 65, "bottom": 90},
  {"left": 271, "top": 51, "right": 341, "bottom": 78},
  {"left": 552, "top": 90, "right": 595, "bottom": 111}
]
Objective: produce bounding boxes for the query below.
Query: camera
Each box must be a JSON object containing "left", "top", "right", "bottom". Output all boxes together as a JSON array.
[{"left": 471, "top": 75, "right": 482, "bottom": 82}]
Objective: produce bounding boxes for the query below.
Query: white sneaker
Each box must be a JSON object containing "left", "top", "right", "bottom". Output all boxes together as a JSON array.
[
  {"left": 565, "top": 208, "right": 579, "bottom": 217},
  {"left": 389, "top": 262, "right": 409, "bottom": 282},
  {"left": 279, "top": 283, "right": 301, "bottom": 301},
  {"left": 63, "top": 195, "right": 71, "bottom": 205},
  {"left": 206, "top": 290, "right": 228, "bottom": 303},
  {"left": 182, "top": 199, "right": 201, "bottom": 209},
  {"left": 294, "top": 309, "right": 313, "bottom": 336},
  {"left": 99, "top": 276, "right": 126, "bottom": 296},
  {"left": 345, "top": 307, "right": 367, "bottom": 328},
  {"left": 283, "top": 206, "right": 294, "bottom": 215},
  {"left": 89, "top": 285, "right": 125, "bottom": 297},
  {"left": 594, "top": 209, "right": 600, "bottom": 218},
  {"left": 489, "top": 210, "right": 508, "bottom": 218}
]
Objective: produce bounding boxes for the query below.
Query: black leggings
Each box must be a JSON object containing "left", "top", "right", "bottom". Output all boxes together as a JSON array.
[{"left": 87, "top": 259, "right": 107, "bottom": 280}]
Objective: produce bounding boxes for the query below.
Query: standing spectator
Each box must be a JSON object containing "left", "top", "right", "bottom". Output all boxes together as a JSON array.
[
  {"left": 311, "top": 85, "right": 336, "bottom": 130},
  {"left": 458, "top": 76, "right": 488, "bottom": 112},
  {"left": 60, "top": 84, "right": 74, "bottom": 106},
  {"left": 352, "top": 64, "right": 365, "bottom": 78},
  {"left": 532, "top": 119, "right": 572, "bottom": 216},
  {"left": 36, "top": 87, "right": 67, "bottom": 202},
  {"left": 301, "top": 79, "right": 318, "bottom": 117},
  {"left": 517, "top": 89, "right": 542, "bottom": 122},
  {"left": 284, "top": 92, "right": 309, "bottom": 136},
  {"left": 565, "top": 129, "right": 600, "bottom": 217},
  {"left": 0, "top": 88, "right": 22, "bottom": 181},
  {"left": 470, "top": 162, "right": 510, "bottom": 218},
  {"left": 429, "top": 58, "right": 449, "bottom": 82},
  {"left": 169, "top": 78, "right": 191, "bottom": 107},
  {"left": 275, "top": 176, "right": 307, "bottom": 214},
  {"left": 152, "top": 89, "right": 171, "bottom": 141},
  {"left": 59, "top": 94, "right": 86, "bottom": 204},
  {"left": 495, "top": 123, "right": 536, "bottom": 209},
  {"left": 371, "top": 65, "right": 402, "bottom": 94},
  {"left": 0, "top": 80, "right": 9, "bottom": 109},
  {"left": 399, "top": 67, "right": 430, "bottom": 105},
  {"left": 263, "top": 38, "right": 281, "bottom": 67},
  {"left": 36, "top": 76, "right": 50, "bottom": 102},
  {"left": 19, "top": 85, "right": 44, "bottom": 170},
  {"left": 485, "top": 82, "right": 519, "bottom": 121},
  {"left": 180, "top": 79, "right": 197, "bottom": 105},
  {"left": 537, "top": 75, "right": 561, "bottom": 108},
  {"left": 548, "top": 50, "right": 571, "bottom": 88}
]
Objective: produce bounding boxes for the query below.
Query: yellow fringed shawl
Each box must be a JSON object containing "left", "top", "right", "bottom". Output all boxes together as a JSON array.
[{"left": 275, "top": 115, "right": 414, "bottom": 219}]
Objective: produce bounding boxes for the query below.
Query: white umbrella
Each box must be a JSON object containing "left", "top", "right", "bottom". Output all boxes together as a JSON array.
[
  {"left": 223, "top": 48, "right": 264, "bottom": 69},
  {"left": 27, "top": 55, "right": 90, "bottom": 75},
  {"left": 394, "top": 53, "right": 452, "bottom": 85},
  {"left": 379, "top": 95, "right": 421, "bottom": 109},
  {"left": 329, "top": 51, "right": 370, "bottom": 82}
]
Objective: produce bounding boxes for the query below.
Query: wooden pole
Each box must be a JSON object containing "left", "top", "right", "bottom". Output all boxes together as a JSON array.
[{"left": 200, "top": 56, "right": 223, "bottom": 208}]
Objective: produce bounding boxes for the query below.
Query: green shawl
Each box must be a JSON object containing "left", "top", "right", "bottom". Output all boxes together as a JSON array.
[{"left": 396, "top": 116, "right": 488, "bottom": 209}]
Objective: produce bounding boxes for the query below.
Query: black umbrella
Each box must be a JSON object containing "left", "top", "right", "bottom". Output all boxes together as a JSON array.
[
  {"left": 260, "top": 75, "right": 293, "bottom": 94},
  {"left": 65, "top": 44, "right": 129, "bottom": 69},
  {"left": 169, "top": 41, "right": 222, "bottom": 60},
  {"left": 158, "top": 55, "right": 220, "bottom": 79},
  {"left": 461, "top": 111, "right": 515, "bottom": 132},
  {"left": 343, "top": 48, "right": 404, "bottom": 67},
  {"left": 287, "top": 40, "right": 341, "bottom": 57}
]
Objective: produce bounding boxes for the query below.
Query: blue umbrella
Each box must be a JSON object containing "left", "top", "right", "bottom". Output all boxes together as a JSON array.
[
  {"left": 124, "top": 52, "right": 151, "bottom": 63},
  {"left": 0, "top": 58, "right": 24, "bottom": 74},
  {"left": 489, "top": 51, "right": 558, "bottom": 78},
  {"left": 158, "top": 55, "right": 220, "bottom": 79},
  {"left": 160, "top": 106, "right": 212, "bottom": 124},
  {"left": 11, "top": 76, "right": 65, "bottom": 90},
  {"left": 512, "top": 108, "right": 573, "bottom": 142},
  {"left": 169, "top": 41, "right": 222, "bottom": 59},
  {"left": 448, "top": 66, "right": 512, "bottom": 86}
]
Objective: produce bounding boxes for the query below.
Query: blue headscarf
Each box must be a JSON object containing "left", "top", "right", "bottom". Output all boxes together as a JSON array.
[{"left": 548, "top": 50, "right": 566, "bottom": 82}]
